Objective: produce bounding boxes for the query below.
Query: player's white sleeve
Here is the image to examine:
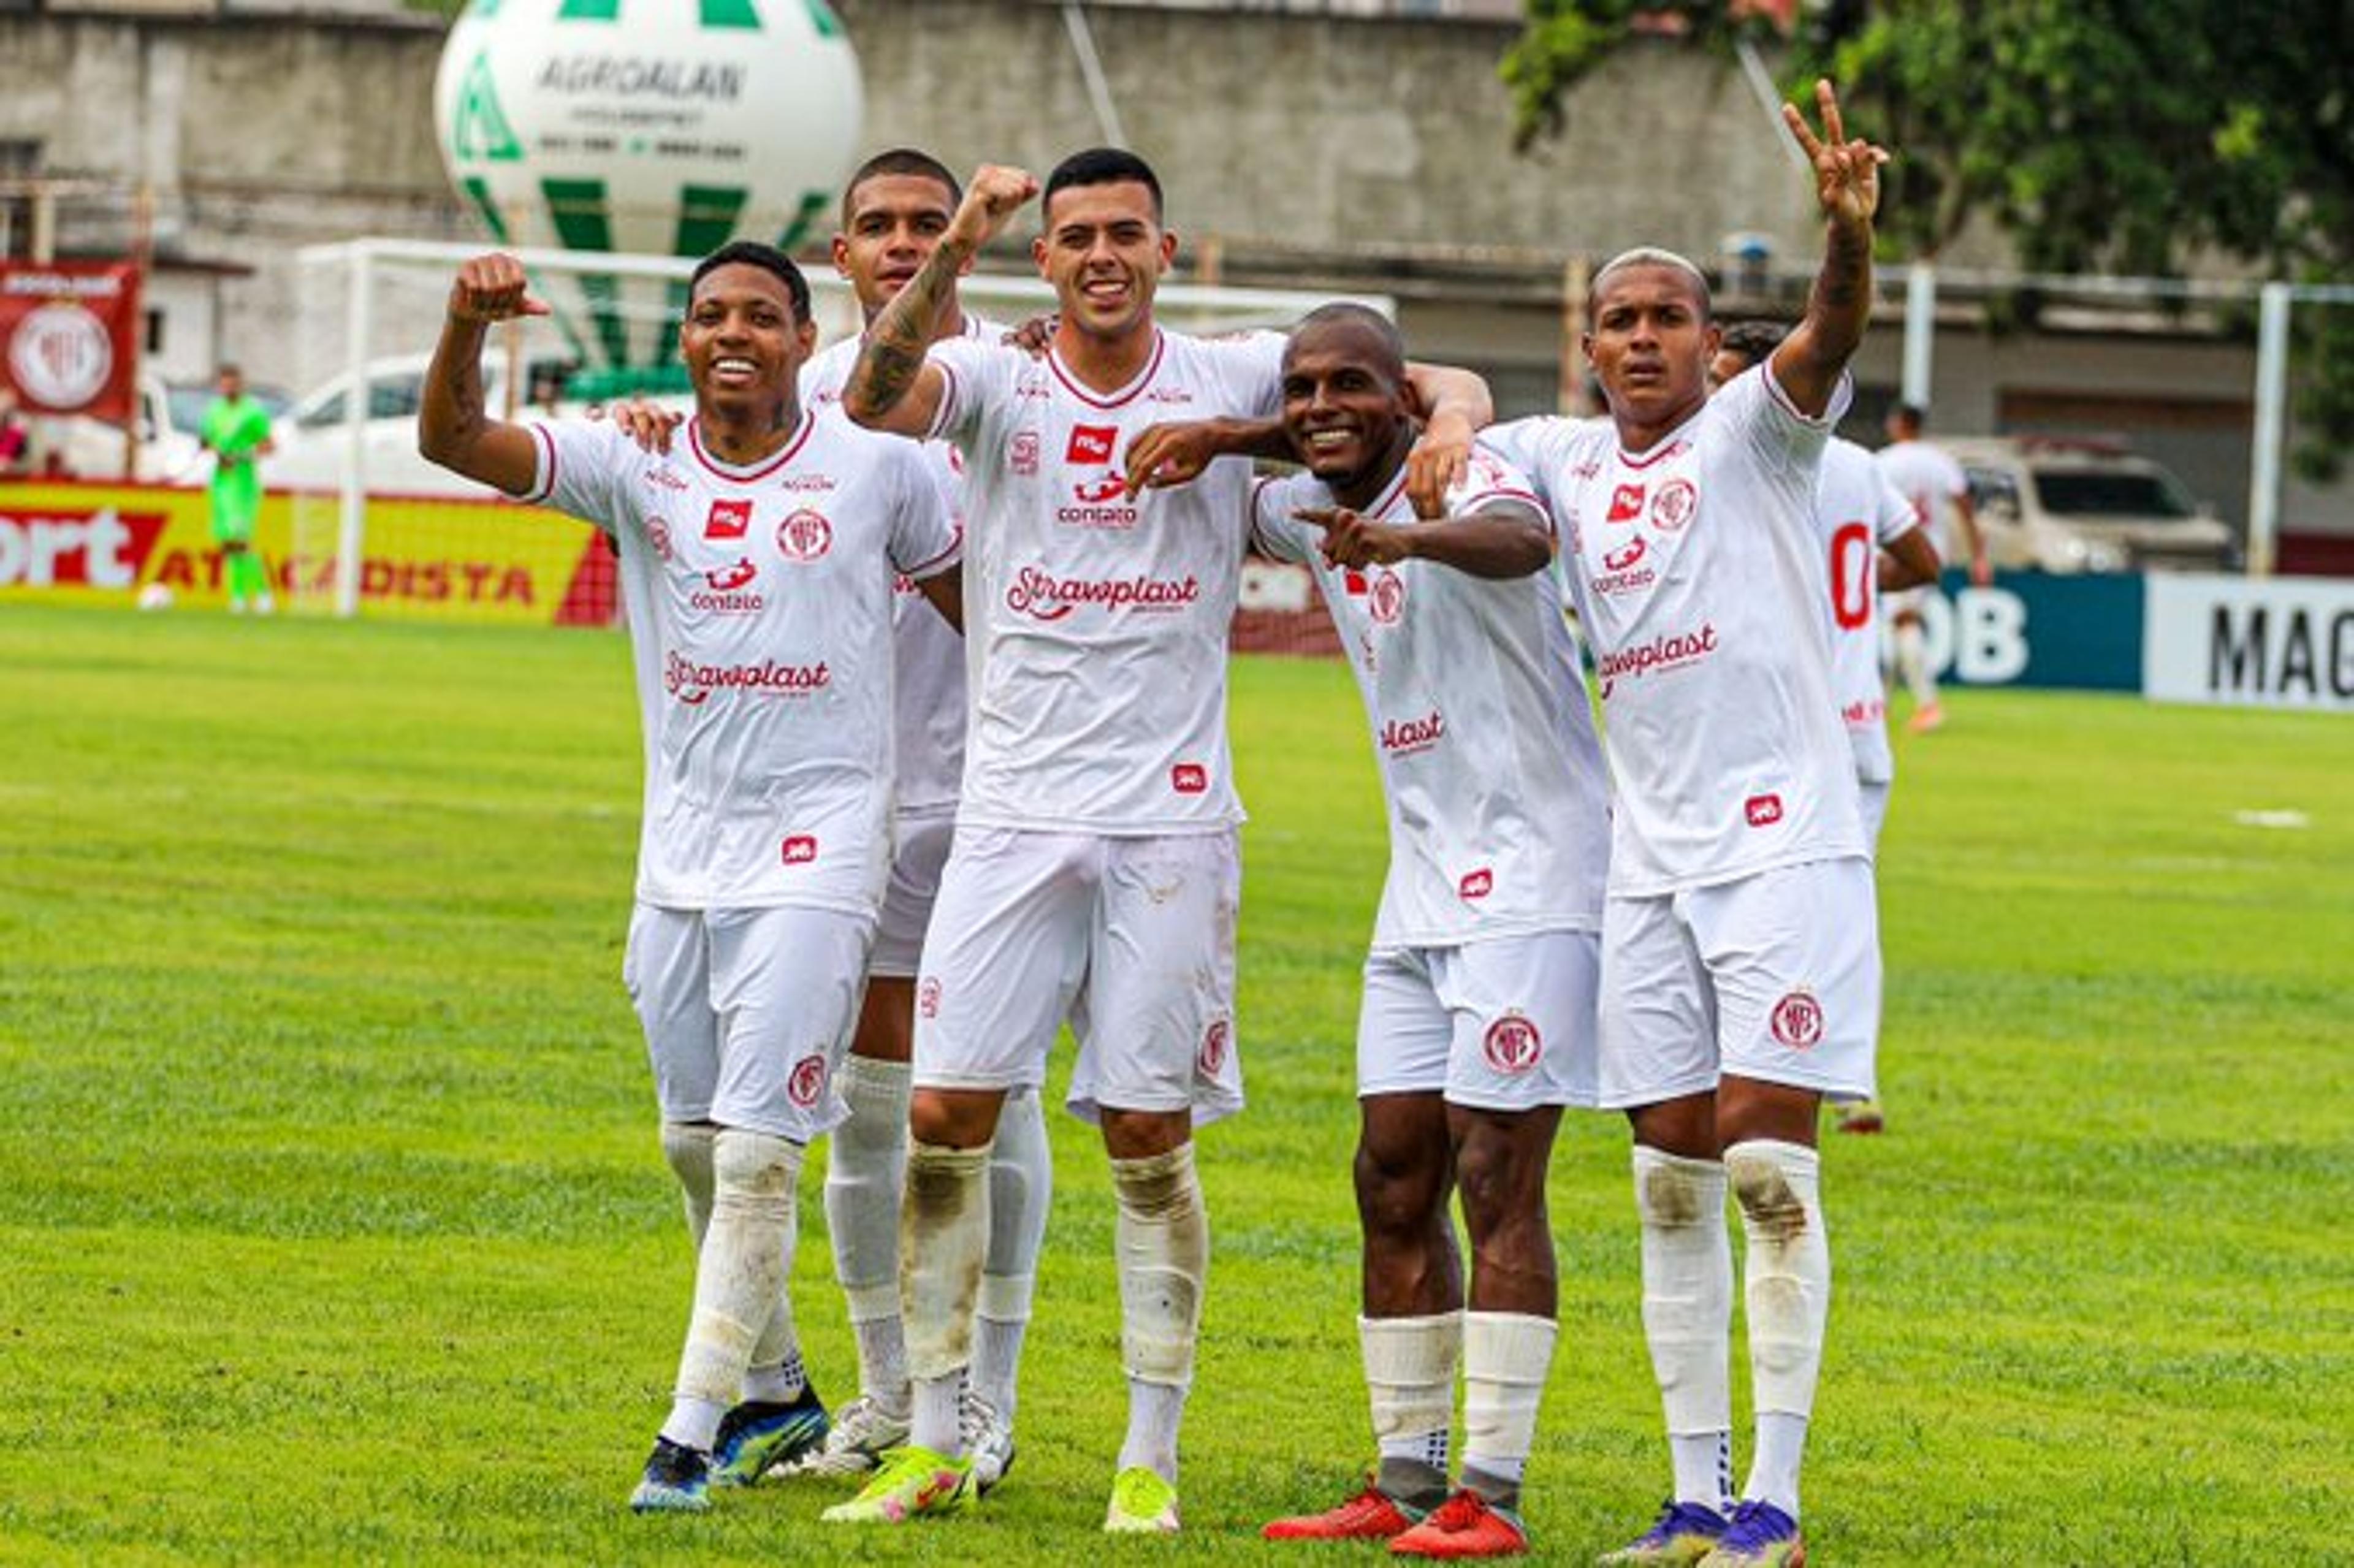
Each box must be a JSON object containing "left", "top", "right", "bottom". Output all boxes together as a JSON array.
[
  {"left": 1212, "top": 330, "right": 1289, "bottom": 418},
  {"left": 524, "top": 417, "right": 633, "bottom": 533},
  {"left": 922, "top": 335, "right": 1005, "bottom": 449},
  {"left": 1477, "top": 416, "right": 1567, "bottom": 509},
  {"left": 886, "top": 440, "right": 962, "bottom": 581},
  {"left": 1249, "top": 474, "right": 1313, "bottom": 564},
  {"left": 1873, "top": 470, "right": 1925, "bottom": 552}
]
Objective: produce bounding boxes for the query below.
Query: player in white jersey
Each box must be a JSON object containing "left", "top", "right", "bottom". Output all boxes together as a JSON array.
[
  {"left": 1151, "top": 305, "right": 1608, "bottom": 1558},
  {"left": 820, "top": 149, "right": 1495, "bottom": 1535},
  {"left": 1712, "top": 321, "right": 1941, "bottom": 1141},
  {"left": 1482, "top": 83, "right": 1886, "bottom": 1568},
  {"left": 1876, "top": 402, "right": 1987, "bottom": 733},
  {"left": 416, "top": 243, "right": 961, "bottom": 1515}
]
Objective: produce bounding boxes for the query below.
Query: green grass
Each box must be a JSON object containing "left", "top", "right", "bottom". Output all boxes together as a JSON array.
[{"left": 1, "top": 603, "right": 2347, "bottom": 1564}]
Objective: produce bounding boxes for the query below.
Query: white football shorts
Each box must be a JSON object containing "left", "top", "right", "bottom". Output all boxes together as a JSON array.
[
  {"left": 622, "top": 900, "right": 874, "bottom": 1142},
  {"left": 1356, "top": 931, "right": 1602, "bottom": 1111},
  {"left": 913, "top": 826, "right": 1244, "bottom": 1127},
  {"left": 870, "top": 810, "right": 955, "bottom": 980},
  {"left": 1598, "top": 857, "right": 1880, "bottom": 1108}
]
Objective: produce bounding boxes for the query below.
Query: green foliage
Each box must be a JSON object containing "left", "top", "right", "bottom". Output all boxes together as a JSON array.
[{"left": 2, "top": 604, "right": 2350, "bottom": 1562}]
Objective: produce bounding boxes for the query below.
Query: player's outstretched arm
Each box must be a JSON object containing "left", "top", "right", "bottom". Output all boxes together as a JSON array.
[
  {"left": 418, "top": 253, "right": 550, "bottom": 497},
  {"left": 844, "top": 164, "right": 1038, "bottom": 436},
  {"left": 1299, "top": 499, "right": 1550, "bottom": 580},
  {"left": 1878, "top": 525, "right": 1941, "bottom": 592},
  {"left": 1399, "top": 362, "right": 1494, "bottom": 517},
  {"left": 1123, "top": 416, "right": 1288, "bottom": 494},
  {"left": 1770, "top": 79, "right": 1886, "bottom": 419}
]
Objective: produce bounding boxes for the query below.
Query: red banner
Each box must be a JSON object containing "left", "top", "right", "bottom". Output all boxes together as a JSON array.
[{"left": 1, "top": 262, "right": 143, "bottom": 422}]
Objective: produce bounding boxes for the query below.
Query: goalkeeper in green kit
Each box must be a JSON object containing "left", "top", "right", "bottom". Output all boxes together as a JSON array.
[{"left": 200, "top": 363, "right": 275, "bottom": 614}]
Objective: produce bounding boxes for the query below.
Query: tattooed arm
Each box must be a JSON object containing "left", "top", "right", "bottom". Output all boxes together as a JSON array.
[
  {"left": 842, "top": 164, "right": 1040, "bottom": 436},
  {"left": 417, "top": 253, "right": 547, "bottom": 496},
  {"left": 1771, "top": 80, "right": 1887, "bottom": 419}
]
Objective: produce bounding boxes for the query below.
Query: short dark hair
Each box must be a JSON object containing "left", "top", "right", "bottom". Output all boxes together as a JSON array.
[
  {"left": 1042, "top": 147, "right": 1164, "bottom": 224},
  {"left": 1888, "top": 401, "right": 1927, "bottom": 432},
  {"left": 1717, "top": 319, "right": 1787, "bottom": 371},
  {"left": 1290, "top": 302, "right": 1407, "bottom": 381},
  {"left": 842, "top": 148, "right": 961, "bottom": 227},
  {"left": 689, "top": 240, "right": 810, "bottom": 324}
]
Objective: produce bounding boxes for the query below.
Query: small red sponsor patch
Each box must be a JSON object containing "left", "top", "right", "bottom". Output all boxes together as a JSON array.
[
  {"left": 1198, "top": 1019, "right": 1230, "bottom": 1076},
  {"left": 1483, "top": 1014, "right": 1542, "bottom": 1074},
  {"left": 1604, "top": 535, "right": 1648, "bottom": 571},
  {"left": 1607, "top": 482, "right": 1646, "bottom": 523},
  {"left": 1770, "top": 990, "right": 1824, "bottom": 1049},
  {"left": 776, "top": 509, "right": 832, "bottom": 561},
  {"left": 1745, "top": 794, "right": 1784, "bottom": 828},
  {"left": 918, "top": 977, "right": 942, "bottom": 1019},
  {"left": 705, "top": 498, "right": 752, "bottom": 539},
  {"left": 780, "top": 834, "right": 818, "bottom": 864},
  {"left": 1072, "top": 474, "right": 1126, "bottom": 504},
  {"left": 1171, "top": 763, "right": 1208, "bottom": 794},
  {"left": 1459, "top": 867, "right": 1493, "bottom": 900},
  {"left": 787, "top": 1053, "right": 828, "bottom": 1106},
  {"left": 1067, "top": 424, "right": 1118, "bottom": 465}
]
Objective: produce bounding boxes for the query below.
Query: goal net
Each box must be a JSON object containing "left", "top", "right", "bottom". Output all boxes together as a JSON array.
[{"left": 282, "top": 236, "right": 1381, "bottom": 652}]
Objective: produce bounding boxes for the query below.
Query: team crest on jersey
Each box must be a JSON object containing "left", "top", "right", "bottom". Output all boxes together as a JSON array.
[
  {"left": 1770, "top": 989, "right": 1824, "bottom": 1049},
  {"left": 1607, "top": 483, "right": 1646, "bottom": 523},
  {"left": 1198, "top": 1018, "right": 1230, "bottom": 1076},
  {"left": 918, "top": 977, "right": 942, "bottom": 1018},
  {"left": 1651, "top": 478, "right": 1697, "bottom": 532},
  {"left": 776, "top": 509, "right": 833, "bottom": 561},
  {"left": 1170, "top": 762, "right": 1209, "bottom": 794},
  {"left": 1367, "top": 569, "right": 1406, "bottom": 625},
  {"left": 787, "top": 1053, "right": 829, "bottom": 1107},
  {"left": 1459, "top": 867, "right": 1493, "bottom": 901},
  {"left": 705, "top": 498, "right": 753, "bottom": 539},
  {"left": 1745, "top": 793, "right": 1784, "bottom": 828},
  {"left": 780, "top": 834, "right": 818, "bottom": 864},
  {"left": 1067, "top": 424, "right": 1119, "bottom": 465},
  {"left": 1482, "top": 1014, "right": 1541, "bottom": 1074},
  {"left": 1009, "top": 431, "right": 1040, "bottom": 476}
]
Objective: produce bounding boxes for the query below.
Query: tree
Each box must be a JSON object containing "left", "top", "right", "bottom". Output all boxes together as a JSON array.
[{"left": 1504, "top": 1, "right": 2354, "bottom": 478}]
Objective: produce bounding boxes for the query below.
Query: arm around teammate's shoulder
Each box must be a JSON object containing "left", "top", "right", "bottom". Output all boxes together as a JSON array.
[{"left": 417, "top": 253, "right": 549, "bottom": 498}]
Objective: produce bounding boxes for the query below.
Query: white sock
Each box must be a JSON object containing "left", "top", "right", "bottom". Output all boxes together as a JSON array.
[
  {"left": 659, "top": 1121, "right": 715, "bottom": 1249},
  {"left": 973, "top": 1087, "right": 1053, "bottom": 1418},
  {"left": 825, "top": 1056, "right": 912, "bottom": 1407},
  {"left": 901, "top": 1140, "right": 991, "bottom": 1455},
  {"left": 1461, "top": 1311, "right": 1555, "bottom": 1507},
  {"left": 663, "top": 1130, "right": 802, "bottom": 1449},
  {"left": 1726, "top": 1140, "right": 1830, "bottom": 1521},
  {"left": 1112, "top": 1144, "right": 1208, "bottom": 1484},
  {"left": 1363, "top": 1311, "right": 1459, "bottom": 1499},
  {"left": 1633, "top": 1146, "right": 1734, "bottom": 1512},
  {"left": 1895, "top": 620, "right": 1936, "bottom": 706}
]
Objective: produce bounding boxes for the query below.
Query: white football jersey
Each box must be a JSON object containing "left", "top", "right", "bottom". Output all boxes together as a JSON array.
[
  {"left": 925, "top": 328, "right": 1286, "bottom": 834},
  {"left": 804, "top": 319, "right": 994, "bottom": 820},
  {"left": 526, "top": 412, "right": 958, "bottom": 912},
  {"left": 1252, "top": 447, "right": 1610, "bottom": 946},
  {"left": 1487, "top": 365, "right": 1867, "bottom": 895},
  {"left": 1815, "top": 438, "right": 1922, "bottom": 785},
  {"left": 1874, "top": 438, "right": 1970, "bottom": 558}
]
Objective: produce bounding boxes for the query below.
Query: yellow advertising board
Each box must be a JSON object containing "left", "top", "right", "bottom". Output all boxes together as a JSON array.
[{"left": 0, "top": 480, "right": 616, "bottom": 626}]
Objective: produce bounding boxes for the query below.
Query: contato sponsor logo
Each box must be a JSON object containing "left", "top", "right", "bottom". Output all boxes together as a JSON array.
[
  {"left": 691, "top": 554, "right": 764, "bottom": 613},
  {"left": 1458, "top": 867, "right": 1494, "bottom": 901},
  {"left": 1059, "top": 470, "right": 1139, "bottom": 529},
  {"left": 1482, "top": 1013, "right": 1541, "bottom": 1074},
  {"left": 780, "top": 834, "right": 818, "bottom": 864},
  {"left": 1379, "top": 709, "right": 1446, "bottom": 757},
  {"left": 1651, "top": 478, "right": 1697, "bottom": 532},
  {"left": 775, "top": 508, "right": 832, "bottom": 562},
  {"left": 1198, "top": 1018, "right": 1230, "bottom": 1076},
  {"left": 1005, "top": 566, "right": 1200, "bottom": 620},
  {"left": 1010, "top": 430, "right": 1040, "bottom": 476},
  {"left": 918, "top": 976, "right": 942, "bottom": 1018},
  {"left": 663, "top": 650, "right": 830, "bottom": 704},
  {"left": 787, "top": 1052, "right": 828, "bottom": 1107},
  {"left": 1593, "top": 533, "right": 1656, "bottom": 596},
  {"left": 1171, "top": 762, "right": 1209, "bottom": 794},
  {"left": 1770, "top": 989, "right": 1824, "bottom": 1049},
  {"left": 1745, "top": 793, "right": 1784, "bottom": 828},
  {"left": 1595, "top": 622, "right": 1718, "bottom": 696},
  {"left": 704, "top": 497, "right": 752, "bottom": 539},
  {"left": 1067, "top": 424, "right": 1118, "bottom": 465}
]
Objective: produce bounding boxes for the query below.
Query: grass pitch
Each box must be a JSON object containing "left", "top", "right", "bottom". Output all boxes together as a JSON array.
[{"left": 0, "top": 603, "right": 2347, "bottom": 1564}]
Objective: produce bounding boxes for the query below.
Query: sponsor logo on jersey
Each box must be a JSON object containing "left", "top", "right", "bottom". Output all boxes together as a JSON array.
[
  {"left": 1067, "top": 424, "right": 1118, "bottom": 465},
  {"left": 706, "top": 556, "right": 756, "bottom": 592},
  {"left": 776, "top": 508, "right": 832, "bottom": 562},
  {"left": 1651, "top": 478, "right": 1697, "bottom": 532},
  {"left": 780, "top": 834, "right": 818, "bottom": 864},
  {"left": 1770, "top": 989, "right": 1824, "bottom": 1049},
  {"left": 643, "top": 466, "right": 688, "bottom": 490},
  {"left": 1005, "top": 566, "right": 1202, "bottom": 620},
  {"left": 1009, "top": 430, "right": 1040, "bottom": 476},
  {"left": 1571, "top": 460, "right": 1603, "bottom": 479},
  {"left": 691, "top": 555, "right": 765, "bottom": 613},
  {"left": 1171, "top": 762, "right": 1209, "bottom": 794},
  {"left": 1842, "top": 696, "right": 1886, "bottom": 726},
  {"left": 1458, "top": 867, "right": 1494, "bottom": 901},
  {"left": 704, "top": 497, "right": 752, "bottom": 539},
  {"left": 1482, "top": 1013, "right": 1541, "bottom": 1074},
  {"left": 1594, "top": 622, "right": 1719, "bottom": 697},
  {"left": 1059, "top": 470, "right": 1140, "bottom": 529},
  {"left": 1607, "top": 482, "right": 1646, "bottom": 523},
  {"left": 1073, "top": 474, "right": 1126, "bottom": 504},
  {"left": 918, "top": 977, "right": 942, "bottom": 1018},
  {"left": 1593, "top": 532, "right": 1656, "bottom": 595},
  {"left": 778, "top": 473, "right": 836, "bottom": 493},
  {"left": 1379, "top": 709, "right": 1446, "bottom": 757},
  {"left": 787, "top": 1052, "right": 828, "bottom": 1106},
  {"left": 663, "top": 651, "right": 831, "bottom": 704},
  {"left": 1603, "top": 536, "right": 1647, "bottom": 572},
  {"left": 648, "top": 519, "right": 674, "bottom": 561},
  {"left": 1198, "top": 1018, "right": 1230, "bottom": 1076},
  {"left": 1148, "top": 386, "right": 1195, "bottom": 405},
  {"left": 1745, "top": 793, "right": 1784, "bottom": 827}
]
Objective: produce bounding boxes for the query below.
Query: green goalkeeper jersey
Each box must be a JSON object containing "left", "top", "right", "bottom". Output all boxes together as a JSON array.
[{"left": 202, "top": 394, "right": 272, "bottom": 533}]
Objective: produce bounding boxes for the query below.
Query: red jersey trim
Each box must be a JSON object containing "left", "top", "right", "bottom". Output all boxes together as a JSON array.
[
  {"left": 688, "top": 410, "right": 815, "bottom": 482},
  {"left": 1047, "top": 329, "right": 1166, "bottom": 410},
  {"left": 522, "top": 421, "right": 559, "bottom": 504}
]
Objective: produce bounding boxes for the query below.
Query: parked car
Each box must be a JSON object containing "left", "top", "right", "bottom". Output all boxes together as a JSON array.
[
  {"left": 55, "top": 374, "right": 291, "bottom": 484},
  {"left": 1941, "top": 435, "right": 2237, "bottom": 574}
]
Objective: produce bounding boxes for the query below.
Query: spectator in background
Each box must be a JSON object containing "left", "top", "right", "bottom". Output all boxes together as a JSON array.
[
  {"left": 1875, "top": 402, "right": 1987, "bottom": 732},
  {"left": 0, "top": 387, "right": 32, "bottom": 476},
  {"left": 200, "top": 365, "right": 277, "bottom": 614}
]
